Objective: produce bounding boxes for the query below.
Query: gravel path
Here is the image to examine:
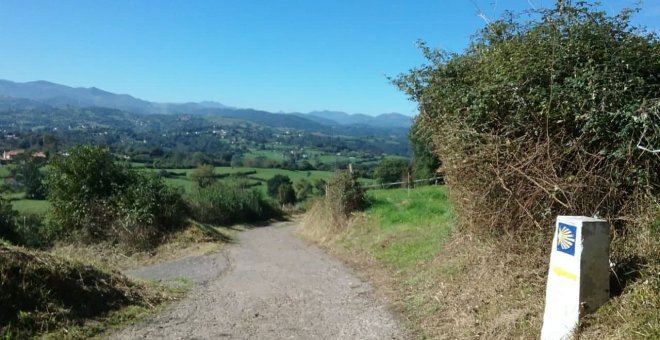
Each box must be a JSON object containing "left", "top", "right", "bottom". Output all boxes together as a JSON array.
[{"left": 111, "top": 222, "right": 406, "bottom": 340}]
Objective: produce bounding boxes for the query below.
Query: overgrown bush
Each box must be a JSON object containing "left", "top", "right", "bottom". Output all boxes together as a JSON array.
[
  {"left": 46, "top": 145, "right": 188, "bottom": 249},
  {"left": 113, "top": 173, "right": 188, "bottom": 249},
  {"left": 266, "top": 174, "right": 292, "bottom": 197},
  {"left": 298, "top": 171, "right": 366, "bottom": 240},
  {"left": 326, "top": 171, "right": 366, "bottom": 220},
  {"left": 395, "top": 3, "right": 659, "bottom": 237},
  {"left": 188, "top": 180, "right": 279, "bottom": 225}
]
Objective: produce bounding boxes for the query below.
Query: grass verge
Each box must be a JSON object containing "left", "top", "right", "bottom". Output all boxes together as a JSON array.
[{"left": 298, "top": 186, "right": 659, "bottom": 339}]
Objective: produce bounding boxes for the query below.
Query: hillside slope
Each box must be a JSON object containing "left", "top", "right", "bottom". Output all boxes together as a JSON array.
[{"left": 0, "top": 244, "right": 169, "bottom": 338}]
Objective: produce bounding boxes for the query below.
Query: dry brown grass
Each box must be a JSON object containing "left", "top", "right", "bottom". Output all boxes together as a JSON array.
[
  {"left": 327, "top": 228, "right": 550, "bottom": 339},
  {"left": 300, "top": 187, "right": 659, "bottom": 339},
  {"left": 297, "top": 198, "right": 350, "bottom": 244},
  {"left": 0, "top": 244, "right": 173, "bottom": 339},
  {"left": 51, "top": 223, "right": 228, "bottom": 271}
]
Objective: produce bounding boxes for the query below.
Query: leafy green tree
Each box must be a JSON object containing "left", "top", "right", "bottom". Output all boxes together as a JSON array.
[
  {"left": 0, "top": 196, "right": 17, "bottom": 243},
  {"left": 17, "top": 160, "right": 46, "bottom": 199},
  {"left": 409, "top": 124, "right": 439, "bottom": 180},
  {"left": 190, "top": 164, "right": 216, "bottom": 188},
  {"left": 373, "top": 158, "right": 409, "bottom": 184}
]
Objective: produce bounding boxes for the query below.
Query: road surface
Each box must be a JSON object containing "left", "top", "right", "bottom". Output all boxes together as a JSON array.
[{"left": 112, "top": 222, "right": 406, "bottom": 340}]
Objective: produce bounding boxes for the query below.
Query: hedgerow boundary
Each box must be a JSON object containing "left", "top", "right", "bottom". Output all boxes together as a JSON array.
[{"left": 394, "top": 2, "right": 659, "bottom": 337}]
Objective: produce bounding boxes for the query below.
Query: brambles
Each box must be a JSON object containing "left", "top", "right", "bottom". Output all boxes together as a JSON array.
[
  {"left": 326, "top": 170, "right": 366, "bottom": 219},
  {"left": 299, "top": 170, "right": 366, "bottom": 241}
]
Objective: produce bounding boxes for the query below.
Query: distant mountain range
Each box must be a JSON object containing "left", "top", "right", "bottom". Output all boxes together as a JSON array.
[{"left": 0, "top": 79, "right": 412, "bottom": 129}]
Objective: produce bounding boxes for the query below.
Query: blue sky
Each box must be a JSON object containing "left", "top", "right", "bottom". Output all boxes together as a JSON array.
[{"left": 0, "top": 1, "right": 657, "bottom": 116}]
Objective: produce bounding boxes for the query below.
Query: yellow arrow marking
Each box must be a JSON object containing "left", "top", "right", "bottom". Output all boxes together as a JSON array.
[{"left": 552, "top": 266, "right": 577, "bottom": 281}]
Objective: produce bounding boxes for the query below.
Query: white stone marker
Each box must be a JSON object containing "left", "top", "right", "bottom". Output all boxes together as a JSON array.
[{"left": 541, "top": 216, "right": 609, "bottom": 340}]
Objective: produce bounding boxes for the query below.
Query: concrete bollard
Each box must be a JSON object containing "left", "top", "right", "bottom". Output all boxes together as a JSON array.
[{"left": 541, "top": 216, "right": 609, "bottom": 340}]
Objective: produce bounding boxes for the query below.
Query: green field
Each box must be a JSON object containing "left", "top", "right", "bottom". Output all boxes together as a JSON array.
[
  {"left": 361, "top": 186, "right": 454, "bottom": 269},
  {"left": 243, "top": 150, "right": 287, "bottom": 161},
  {"left": 151, "top": 167, "right": 374, "bottom": 194},
  {"left": 6, "top": 166, "right": 375, "bottom": 215},
  {"left": 0, "top": 165, "right": 14, "bottom": 177},
  {"left": 11, "top": 199, "right": 52, "bottom": 215}
]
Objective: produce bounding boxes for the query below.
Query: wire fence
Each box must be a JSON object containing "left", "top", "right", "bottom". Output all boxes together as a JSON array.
[{"left": 362, "top": 176, "right": 444, "bottom": 190}]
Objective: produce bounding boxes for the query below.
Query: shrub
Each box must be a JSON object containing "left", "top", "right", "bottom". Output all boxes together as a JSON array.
[
  {"left": 326, "top": 171, "right": 366, "bottom": 219},
  {"left": 298, "top": 171, "right": 366, "bottom": 239},
  {"left": 113, "top": 173, "right": 189, "bottom": 249},
  {"left": 294, "top": 179, "right": 313, "bottom": 201},
  {"left": 16, "top": 160, "right": 46, "bottom": 199},
  {"left": 395, "top": 3, "right": 659, "bottom": 236},
  {"left": 46, "top": 145, "right": 188, "bottom": 249},
  {"left": 189, "top": 181, "right": 278, "bottom": 225},
  {"left": 46, "top": 145, "right": 130, "bottom": 236}
]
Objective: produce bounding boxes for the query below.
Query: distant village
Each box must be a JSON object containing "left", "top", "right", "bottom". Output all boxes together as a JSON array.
[{"left": 1, "top": 149, "right": 47, "bottom": 162}]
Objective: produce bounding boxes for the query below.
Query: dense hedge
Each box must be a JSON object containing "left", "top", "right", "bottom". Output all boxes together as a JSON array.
[{"left": 395, "top": 3, "right": 659, "bottom": 235}]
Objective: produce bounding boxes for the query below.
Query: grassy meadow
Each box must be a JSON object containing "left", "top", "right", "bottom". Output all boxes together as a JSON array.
[
  {"left": 358, "top": 187, "right": 454, "bottom": 270},
  {"left": 11, "top": 198, "right": 51, "bottom": 215}
]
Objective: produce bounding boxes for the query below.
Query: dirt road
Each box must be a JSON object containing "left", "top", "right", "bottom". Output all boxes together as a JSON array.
[{"left": 112, "top": 222, "right": 406, "bottom": 339}]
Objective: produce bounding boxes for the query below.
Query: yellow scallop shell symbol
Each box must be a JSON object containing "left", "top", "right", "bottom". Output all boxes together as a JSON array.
[{"left": 557, "top": 226, "right": 575, "bottom": 250}]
